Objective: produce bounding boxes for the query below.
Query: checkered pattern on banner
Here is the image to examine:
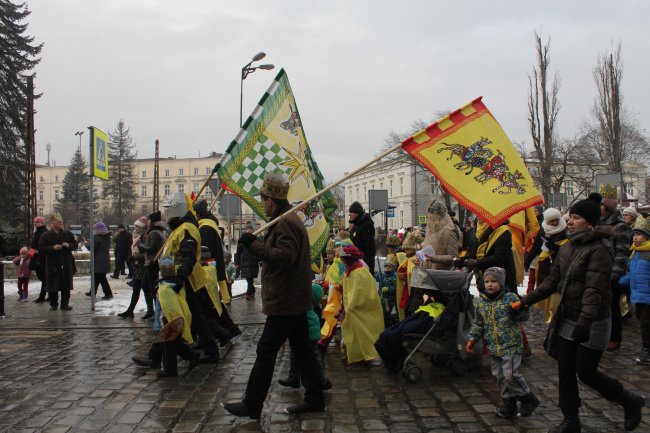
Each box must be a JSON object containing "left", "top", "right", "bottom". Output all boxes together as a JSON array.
[{"left": 230, "top": 140, "right": 292, "bottom": 193}]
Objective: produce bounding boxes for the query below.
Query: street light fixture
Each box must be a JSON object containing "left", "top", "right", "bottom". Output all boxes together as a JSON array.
[
  {"left": 74, "top": 131, "right": 84, "bottom": 153},
  {"left": 240, "top": 52, "right": 275, "bottom": 128}
]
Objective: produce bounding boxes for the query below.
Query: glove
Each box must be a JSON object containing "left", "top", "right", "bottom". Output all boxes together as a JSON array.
[
  {"left": 466, "top": 339, "right": 475, "bottom": 353},
  {"left": 510, "top": 300, "right": 525, "bottom": 310},
  {"left": 381, "top": 286, "right": 389, "bottom": 294},
  {"left": 571, "top": 325, "right": 590, "bottom": 343},
  {"left": 238, "top": 233, "right": 256, "bottom": 248},
  {"left": 171, "top": 277, "right": 184, "bottom": 293}
]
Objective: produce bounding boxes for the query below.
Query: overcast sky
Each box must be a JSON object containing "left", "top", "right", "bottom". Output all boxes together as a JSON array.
[{"left": 27, "top": 0, "right": 650, "bottom": 180}]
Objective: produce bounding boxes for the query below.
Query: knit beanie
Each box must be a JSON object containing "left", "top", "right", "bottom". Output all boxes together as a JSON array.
[
  {"left": 20, "top": 246, "right": 29, "bottom": 255},
  {"left": 33, "top": 216, "right": 46, "bottom": 225},
  {"left": 569, "top": 193, "right": 602, "bottom": 227},
  {"left": 193, "top": 199, "right": 209, "bottom": 218},
  {"left": 601, "top": 197, "right": 618, "bottom": 214},
  {"left": 632, "top": 216, "right": 650, "bottom": 239},
  {"left": 134, "top": 216, "right": 148, "bottom": 228},
  {"left": 94, "top": 221, "right": 108, "bottom": 232},
  {"left": 483, "top": 267, "right": 506, "bottom": 289},
  {"left": 622, "top": 207, "right": 639, "bottom": 219},
  {"left": 349, "top": 201, "right": 364, "bottom": 214},
  {"left": 148, "top": 210, "right": 162, "bottom": 223}
]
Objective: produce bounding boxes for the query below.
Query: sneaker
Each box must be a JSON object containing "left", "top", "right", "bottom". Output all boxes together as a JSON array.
[
  {"left": 495, "top": 398, "right": 517, "bottom": 418},
  {"left": 518, "top": 392, "right": 540, "bottom": 417}
]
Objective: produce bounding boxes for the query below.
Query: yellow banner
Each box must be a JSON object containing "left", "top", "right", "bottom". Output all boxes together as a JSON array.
[
  {"left": 92, "top": 127, "right": 109, "bottom": 180},
  {"left": 402, "top": 97, "right": 543, "bottom": 228}
]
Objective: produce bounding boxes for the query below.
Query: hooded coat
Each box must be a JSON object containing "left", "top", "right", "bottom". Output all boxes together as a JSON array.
[{"left": 349, "top": 212, "right": 376, "bottom": 273}]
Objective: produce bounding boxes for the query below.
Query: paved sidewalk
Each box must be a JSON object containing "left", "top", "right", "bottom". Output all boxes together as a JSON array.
[{"left": 0, "top": 281, "right": 648, "bottom": 433}]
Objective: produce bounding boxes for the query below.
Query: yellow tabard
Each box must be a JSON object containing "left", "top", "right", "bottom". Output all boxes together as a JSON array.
[{"left": 163, "top": 222, "right": 207, "bottom": 292}]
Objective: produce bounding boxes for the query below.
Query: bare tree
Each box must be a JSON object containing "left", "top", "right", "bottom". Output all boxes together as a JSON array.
[
  {"left": 581, "top": 43, "right": 649, "bottom": 203},
  {"left": 527, "top": 30, "right": 560, "bottom": 205}
]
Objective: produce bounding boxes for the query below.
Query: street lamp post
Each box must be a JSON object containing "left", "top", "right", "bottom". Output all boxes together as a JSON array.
[{"left": 240, "top": 52, "right": 275, "bottom": 128}]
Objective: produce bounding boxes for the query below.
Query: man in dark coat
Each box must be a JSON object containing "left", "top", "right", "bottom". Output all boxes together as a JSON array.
[
  {"left": 348, "top": 201, "right": 376, "bottom": 273},
  {"left": 31, "top": 216, "right": 49, "bottom": 303},
  {"left": 112, "top": 224, "right": 133, "bottom": 279},
  {"left": 39, "top": 213, "right": 78, "bottom": 311},
  {"left": 235, "top": 225, "right": 259, "bottom": 299},
  {"left": 224, "top": 172, "right": 326, "bottom": 419},
  {"left": 137, "top": 211, "right": 166, "bottom": 320}
]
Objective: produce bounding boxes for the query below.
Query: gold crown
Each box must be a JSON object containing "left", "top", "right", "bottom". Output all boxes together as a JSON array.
[{"left": 259, "top": 172, "right": 290, "bottom": 200}]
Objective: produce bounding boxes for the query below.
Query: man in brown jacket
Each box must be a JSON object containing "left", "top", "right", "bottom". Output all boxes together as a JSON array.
[{"left": 223, "top": 172, "right": 326, "bottom": 420}]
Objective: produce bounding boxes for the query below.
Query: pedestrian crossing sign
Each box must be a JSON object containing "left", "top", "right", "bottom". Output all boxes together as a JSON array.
[{"left": 92, "top": 127, "right": 109, "bottom": 180}]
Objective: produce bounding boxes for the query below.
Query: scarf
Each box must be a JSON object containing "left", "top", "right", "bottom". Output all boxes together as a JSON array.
[
  {"left": 542, "top": 218, "right": 566, "bottom": 236},
  {"left": 630, "top": 239, "right": 650, "bottom": 258}
]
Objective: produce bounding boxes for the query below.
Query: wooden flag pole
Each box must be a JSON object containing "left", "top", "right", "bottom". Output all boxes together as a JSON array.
[
  {"left": 208, "top": 188, "right": 221, "bottom": 212},
  {"left": 253, "top": 142, "right": 404, "bottom": 236}
]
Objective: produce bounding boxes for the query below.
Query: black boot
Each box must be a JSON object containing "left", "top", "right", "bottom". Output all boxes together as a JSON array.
[
  {"left": 117, "top": 310, "right": 134, "bottom": 318},
  {"left": 519, "top": 392, "right": 540, "bottom": 417},
  {"left": 548, "top": 415, "right": 581, "bottom": 433},
  {"left": 619, "top": 389, "right": 645, "bottom": 431},
  {"left": 495, "top": 397, "right": 517, "bottom": 418},
  {"left": 278, "top": 372, "right": 301, "bottom": 388}
]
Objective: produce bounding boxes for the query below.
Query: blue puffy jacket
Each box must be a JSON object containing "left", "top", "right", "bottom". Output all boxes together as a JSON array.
[{"left": 619, "top": 248, "right": 650, "bottom": 305}]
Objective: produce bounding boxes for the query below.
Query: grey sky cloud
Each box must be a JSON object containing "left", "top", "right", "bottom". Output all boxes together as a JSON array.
[{"left": 28, "top": 0, "right": 649, "bottom": 179}]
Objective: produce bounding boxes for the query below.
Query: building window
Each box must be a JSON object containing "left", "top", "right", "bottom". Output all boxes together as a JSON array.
[
  {"left": 193, "top": 167, "right": 199, "bottom": 176},
  {"left": 379, "top": 180, "right": 384, "bottom": 189},
  {"left": 400, "top": 210, "right": 404, "bottom": 228},
  {"left": 625, "top": 182, "right": 634, "bottom": 197},
  {"left": 39, "top": 176, "right": 44, "bottom": 182},
  {"left": 38, "top": 207, "right": 43, "bottom": 215},
  {"left": 389, "top": 180, "right": 393, "bottom": 198},
  {"left": 193, "top": 183, "right": 199, "bottom": 195},
  {"left": 142, "top": 170, "right": 146, "bottom": 178},
  {"left": 164, "top": 184, "right": 170, "bottom": 195},
  {"left": 164, "top": 169, "right": 169, "bottom": 177},
  {"left": 55, "top": 175, "right": 58, "bottom": 182},
  {"left": 206, "top": 167, "right": 211, "bottom": 175},
  {"left": 564, "top": 180, "right": 574, "bottom": 197},
  {"left": 141, "top": 185, "right": 147, "bottom": 197},
  {"left": 355, "top": 187, "right": 359, "bottom": 201},
  {"left": 179, "top": 168, "right": 184, "bottom": 176},
  {"left": 178, "top": 183, "right": 185, "bottom": 193},
  {"left": 399, "top": 178, "right": 404, "bottom": 195},
  {"left": 54, "top": 188, "right": 59, "bottom": 200},
  {"left": 38, "top": 190, "right": 43, "bottom": 201},
  {"left": 363, "top": 186, "right": 367, "bottom": 200}
]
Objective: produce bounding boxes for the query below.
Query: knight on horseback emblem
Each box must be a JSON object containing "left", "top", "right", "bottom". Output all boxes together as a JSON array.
[{"left": 437, "top": 136, "right": 527, "bottom": 195}]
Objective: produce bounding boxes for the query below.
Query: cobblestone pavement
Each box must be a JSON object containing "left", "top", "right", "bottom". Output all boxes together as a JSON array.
[{"left": 0, "top": 280, "right": 648, "bottom": 433}]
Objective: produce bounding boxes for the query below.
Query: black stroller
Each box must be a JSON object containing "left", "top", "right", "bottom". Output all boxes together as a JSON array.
[{"left": 396, "top": 267, "right": 482, "bottom": 382}]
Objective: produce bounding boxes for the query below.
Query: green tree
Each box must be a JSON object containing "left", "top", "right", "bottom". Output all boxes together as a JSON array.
[
  {"left": 0, "top": 0, "right": 42, "bottom": 228},
  {"left": 103, "top": 119, "right": 137, "bottom": 220},
  {"left": 57, "top": 148, "right": 91, "bottom": 231}
]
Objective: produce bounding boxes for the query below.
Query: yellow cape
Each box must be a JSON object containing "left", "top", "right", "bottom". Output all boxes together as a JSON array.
[
  {"left": 202, "top": 265, "right": 223, "bottom": 316},
  {"left": 321, "top": 258, "right": 345, "bottom": 339},
  {"left": 158, "top": 282, "right": 193, "bottom": 344},
  {"left": 341, "top": 266, "right": 384, "bottom": 363}
]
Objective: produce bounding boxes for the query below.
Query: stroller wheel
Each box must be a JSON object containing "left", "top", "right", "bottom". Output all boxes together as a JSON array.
[
  {"left": 430, "top": 353, "right": 449, "bottom": 368},
  {"left": 403, "top": 366, "right": 423, "bottom": 383},
  {"left": 450, "top": 357, "right": 469, "bottom": 377}
]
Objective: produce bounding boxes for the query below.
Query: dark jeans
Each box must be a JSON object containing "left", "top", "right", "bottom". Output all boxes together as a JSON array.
[
  {"left": 185, "top": 287, "right": 220, "bottom": 360},
  {"left": 609, "top": 280, "right": 623, "bottom": 343},
  {"left": 636, "top": 303, "right": 650, "bottom": 348},
  {"left": 375, "top": 311, "right": 434, "bottom": 373},
  {"left": 150, "top": 338, "right": 194, "bottom": 374},
  {"left": 142, "top": 263, "right": 159, "bottom": 301},
  {"left": 556, "top": 336, "right": 623, "bottom": 416},
  {"left": 244, "top": 314, "right": 325, "bottom": 411},
  {"left": 246, "top": 277, "right": 255, "bottom": 296},
  {"left": 125, "top": 278, "right": 143, "bottom": 313},
  {"left": 94, "top": 273, "right": 113, "bottom": 297},
  {"left": 112, "top": 255, "right": 133, "bottom": 278},
  {"left": 49, "top": 273, "right": 70, "bottom": 308}
]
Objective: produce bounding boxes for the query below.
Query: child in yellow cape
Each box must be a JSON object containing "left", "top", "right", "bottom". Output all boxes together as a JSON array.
[
  {"left": 396, "top": 232, "right": 422, "bottom": 320},
  {"left": 339, "top": 245, "right": 384, "bottom": 364},
  {"left": 318, "top": 239, "right": 348, "bottom": 353}
]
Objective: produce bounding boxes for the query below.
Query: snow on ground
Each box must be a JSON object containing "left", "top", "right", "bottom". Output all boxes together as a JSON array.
[{"left": 2, "top": 276, "right": 253, "bottom": 317}]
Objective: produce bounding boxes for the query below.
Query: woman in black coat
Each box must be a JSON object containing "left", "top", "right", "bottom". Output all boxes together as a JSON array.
[{"left": 87, "top": 221, "right": 113, "bottom": 299}]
